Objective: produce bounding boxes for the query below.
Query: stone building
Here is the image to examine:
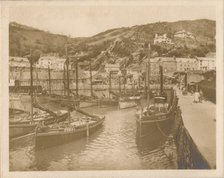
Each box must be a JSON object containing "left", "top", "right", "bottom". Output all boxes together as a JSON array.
[
  {"left": 174, "top": 30, "right": 194, "bottom": 39},
  {"left": 9, "top": 56, "right": 30, "bottom": 68},
  {"left": 37, "top": 56, "right": 66, "bottom": 70},
  {"left": 176, "top": 58, "right": 199, "bottom": 72},
  {"left": 195, "top": 57, "right": 216, "bottom": 71},
  {"left": 153, "top": 34, "right": 173, "bottom": 44},
  {"left": 104, "top": 64, "right": 120, "bottom": 73},
  {"left": 160, "top": 57, "right": 177, "bottom": 76},
  {"left": 149, "top": 57, "right": 177, "bottom": 78}
]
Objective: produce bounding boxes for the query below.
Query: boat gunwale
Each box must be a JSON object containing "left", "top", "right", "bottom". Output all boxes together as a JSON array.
[
  {"left": 136, "top": 115, "right": 172, "bottom": 123},
  {"left": 36, "top": 119, "right": 104, "bottom": 137},
  {"left": 136, "top": 90, "right": 178, "bottom": 121},
  {"left": 9, "top": 112, "right": 69, "bottom": 125},
  {"left": 9, "top": 123, "right": 37, "bottom": 128}
]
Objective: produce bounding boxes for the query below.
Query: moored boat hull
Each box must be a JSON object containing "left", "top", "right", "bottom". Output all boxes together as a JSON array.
[
  {"left": 136, "top": 116, "right": 174, "bottom": 150},
  {"left": 9, "top": 124, "right": 37, "bottom": 138},
  {"left": 99, "top": 99, "right": 118, "bottom": 106},
  {"left": 35, "top": 118, "right": 105, "bottom": 150},
  {"left": 42, "top": 112, "right": 68, "bottom": 125},
  {"left": 119, "top": 101, "right": 137, "bottom": 109},
  {"left": 9, "top": 112, "right": 69, "bottom": 138}
]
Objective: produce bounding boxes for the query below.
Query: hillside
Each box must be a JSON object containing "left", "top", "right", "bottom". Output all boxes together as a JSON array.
[{"left": 9, "top": 19, "right": 216, "bottom": 70}]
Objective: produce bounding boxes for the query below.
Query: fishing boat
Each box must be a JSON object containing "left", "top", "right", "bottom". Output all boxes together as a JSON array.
[
  {"left": 98, "top": 98, "right": 118, "bottom": 106},
  {"left": 37, "top": 94, "right": 80, "bottom": 110},
  {"left": 9, "top": 50, "right": 69, "bottom": 139},
  {"left": 35, "top": 110, "right": 105, "bottom": 149},
  {"left": 9, "top": 109, "right": 69, "bottom": 138},
  {"left": 136, "top": 91, "right": 177, "bottom": 135},
  {"left": 136, "top": 64, "right": 178, "bottom": 145},
  {"left": 119, "top": 95, "right": 141, "bottom": 109},
  {"left": 117, "top": 72, "right": 142, "bottom": 109}
]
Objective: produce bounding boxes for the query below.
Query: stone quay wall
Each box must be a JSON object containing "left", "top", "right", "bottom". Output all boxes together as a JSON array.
[{"left": 173, "top": 107, "right": 210, "bottom": 169}]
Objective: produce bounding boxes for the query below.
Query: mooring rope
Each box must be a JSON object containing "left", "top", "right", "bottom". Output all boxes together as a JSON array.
[{"left": 156, "top": 120, "right": 169, "bottom": 138}]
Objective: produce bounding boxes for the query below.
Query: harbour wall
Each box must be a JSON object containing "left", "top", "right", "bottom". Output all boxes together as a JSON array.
[{"left": 173, "top": 107, "right": 211, "bottom": 169}]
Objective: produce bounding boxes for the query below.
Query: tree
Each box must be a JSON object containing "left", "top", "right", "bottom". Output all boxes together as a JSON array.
[{"left": 24, "top": 49, "right": 41, "bottom": 64}]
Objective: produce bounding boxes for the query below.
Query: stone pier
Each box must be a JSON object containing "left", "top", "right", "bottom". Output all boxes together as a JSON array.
[{"left": 175, "top": 88, "right": 216, "bottom": 168}]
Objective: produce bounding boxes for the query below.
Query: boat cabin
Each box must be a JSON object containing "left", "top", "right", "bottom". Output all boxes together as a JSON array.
[
  {"left": 141, "top": 96, "right": 169, "bottom": 117},
  {"left": 153, "top": 96, "right": 169, "bottom": 113}
]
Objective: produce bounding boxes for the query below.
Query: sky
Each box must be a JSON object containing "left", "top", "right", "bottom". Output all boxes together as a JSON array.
[{"left": 9, "top": 4, "right": 216, "bottom": 37}]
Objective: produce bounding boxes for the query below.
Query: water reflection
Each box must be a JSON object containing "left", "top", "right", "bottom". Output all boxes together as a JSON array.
[{"left": 10, "top": 105, "right": 176, "bottom": 170}]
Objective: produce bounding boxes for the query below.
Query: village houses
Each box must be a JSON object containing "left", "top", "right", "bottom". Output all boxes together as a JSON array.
[
  {"left": 174, "top": 30, "right": 194, "bottom": 39},
  {"left": 195, "top": 57, "right": 215, "bottom": 71},
  {"left": 176, "top": 58, "right": 199, "bottom": 71},
  {"left": 104, "top": 64, "right": 120, "bottom": 73},
  {"left": 9, "top": 56, "right": 30, "bottom": 68},
  {"left": 153, "top": 34, "right": 173, "bottom": 44},
  {"left": 37, "top": 56, "right": 66, "bottom": 70}
]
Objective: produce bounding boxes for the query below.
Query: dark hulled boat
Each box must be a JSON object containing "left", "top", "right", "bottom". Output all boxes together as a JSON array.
[
  {"left": 9, "top": 109, "right": 69, "bottom": 138},
  {"left": 136, "top": 90, "right": 178, "bottom": 143},
  {"left": 9, "top": 123, "right": 37, "bottom": 139},
  {"left": 35, "top": 113, "right": 105, "bottom": 150},
  {"left": 136, "top": 62, "right": 178, "bottom": 146}
]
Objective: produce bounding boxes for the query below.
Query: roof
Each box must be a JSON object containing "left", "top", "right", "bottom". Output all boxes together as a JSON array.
[
  {"left": 175, "top": 30, "right": 192, "bottom": 35},
  {"left": 176, "top": 58, "right": 198, "bottom": 63},
  {"left": 206, "top": 52, "right": 216, "bottom": 58},
  {"left": 149, "top": 58, "right": 160, "bottom": 63},
  {"left": 39, "top": 56, "right": 56, "bottom": 60},
  {"left": 175, "top": 30, "right": 186, "bottom": 34},
  {"left": 9, "top": 56, "right": 29, "bottom": 62},
  {"left": 105, "top": 64, "right": 120, "bottom": 68},
  {"left": 39, "top": 56, "right": 66, "bottom": 63},
  {"left": 196, "top": 57, "right": 216, "bottom": 61},
  {"left": 155, "top": 57, "right": 176, "bottom": 62}
]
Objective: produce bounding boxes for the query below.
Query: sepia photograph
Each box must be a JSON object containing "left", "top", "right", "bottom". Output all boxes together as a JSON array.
[{"left": 0, "top": 0, "right": 223, "bottom": 178}]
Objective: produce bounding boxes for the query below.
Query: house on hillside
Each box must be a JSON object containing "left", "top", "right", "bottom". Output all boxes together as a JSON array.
[
  {"left": 159, "top": 57, "right": 177, "bottom": 76},
  {"left": 206, "top": 52, "right": 216, "bottom": 58},
  {"left": 153, "top": 34, "right": 173, "bottom": 44},
  {"left": 195, "top": 57, "right": 216, "bottom": 71},
  {"left": 104, "top": 64, "right": 120, "bottom": 73},
  {"left": 149, "top": 57, "right": 176, "bottom": 77},
  {"left": 150, "top": 58, "right": 160, "bottom": 78},
  {"left": 176, "top": 58, "right": 199, "bottom": 72},
  {"left": 37, "top": 56, "right": 66, "bottom": 70},
  {"left": 9, "top": 56, "right": 30, "bottom": 68},
  {"left": 174, "top": 30, "right": 194, "bottom": 39}
]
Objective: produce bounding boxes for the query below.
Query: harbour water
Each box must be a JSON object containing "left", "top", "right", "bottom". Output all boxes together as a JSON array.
[{"left": 9, "top": 105, "right": 177, "bottom": 171}]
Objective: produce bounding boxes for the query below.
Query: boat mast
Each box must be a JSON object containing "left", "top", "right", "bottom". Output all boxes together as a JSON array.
[
  {"left": 132, "top": 77, "right": 134, "bottom": 96},
  {"left": 109, "top": 71, "right": 112, "bottom": 98},
  {"left": 159, "top": 65, "right": 164, "bottom": 96},
  {"left": 63, "top": 64, "right": 66, "bottom": 96},
  {"left": 118, "top": 76, "right": 121, "bottom": 96},
  {"left": 29, "top": 50, "right": 34, "bottom": 123},
  {"left": 75, "top": 61, "right": 79, "bottom": 98},
  {"left": 138, "top": 74, "right": 141, "bottom": 94},
  {"left": 123, "top": 71, "right": 126, "bottom": 96},
  {"left": 144, "top": 71, "right": 147, "bottom": 95},
  {"left": 89, "top": 60, "right": 93, "bottom": 97},
  {"left": 28, "top": 49, "right": 40, "bottom": 123},
  {"left": 146, "top": 43, "right": 151, "bottom": 106},
  {"left": 65, "top": 44, "right": 70, "bottom": 97},
  {"left": 48, "top": 64, "right": 51, "bottom": 94}
]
